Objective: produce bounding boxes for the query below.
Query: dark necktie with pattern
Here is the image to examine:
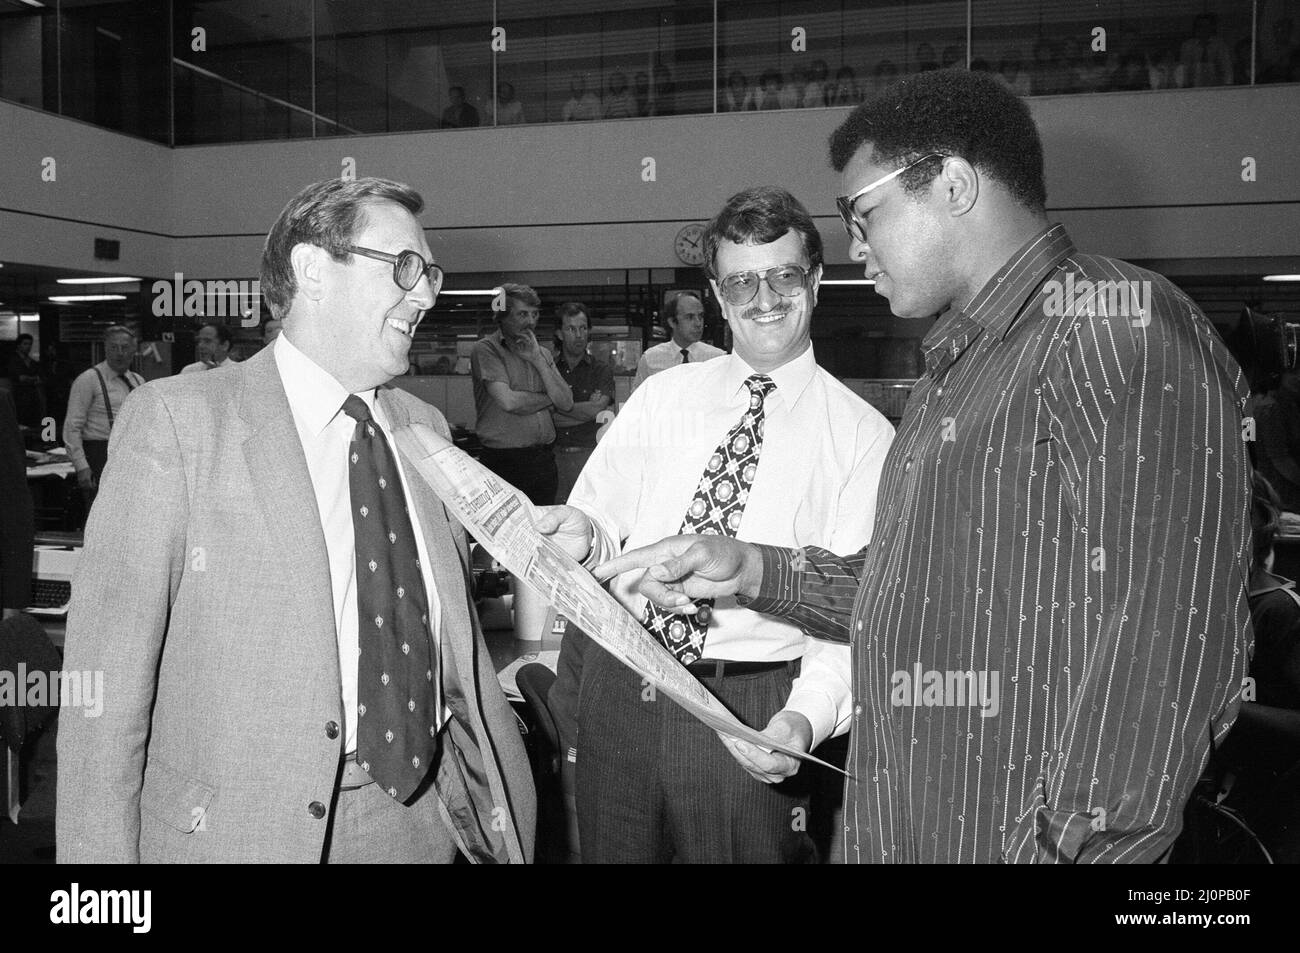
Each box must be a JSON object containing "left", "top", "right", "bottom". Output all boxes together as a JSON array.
[
  {"left": 343, "top": 395, "right": 439, "bottom": 802},
  {"left": 643, "top": 374, "right": 777, "bottom": 663},
  {"left": 680, "top": 347, "right": 690, "bottom": 364}
]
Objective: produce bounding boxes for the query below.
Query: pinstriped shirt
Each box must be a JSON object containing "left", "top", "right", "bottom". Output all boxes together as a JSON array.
[{"left": 744, "top": 224, "right": 1253, "bottom": 863}]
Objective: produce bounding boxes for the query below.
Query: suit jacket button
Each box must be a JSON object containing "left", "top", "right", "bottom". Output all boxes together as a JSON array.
[
  {"left": 325, "top": 720, "right": 340, "bottom": 739},
  {"left": 308, "top": 801, "right": 327, "bottom": 819}
]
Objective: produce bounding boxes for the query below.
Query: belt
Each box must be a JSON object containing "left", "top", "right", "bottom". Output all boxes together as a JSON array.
[
  {"left": 338, "top": 753, "right": 375, "bottom": 791},
  {"left": 684, "top": 658, "right": 797, "bottom": 679},
  {"left": 555, "top": 444, "right": 593, "bottom": 454}
]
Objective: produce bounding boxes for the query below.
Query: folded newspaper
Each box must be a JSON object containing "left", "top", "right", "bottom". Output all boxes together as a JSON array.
[{"left": 393, "top": 422, "right": 844, "bottom": 774}]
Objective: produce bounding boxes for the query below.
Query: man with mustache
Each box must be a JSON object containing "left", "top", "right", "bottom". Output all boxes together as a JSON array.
[
  {"left": 599, "top": 69, "right": 1252, "bottom": 863},
  {"left": 59, "top": 177, "right": 534, "bottom": 863},
  {"left": 536, "top": 186, "right": 893, "bottom": 863}
]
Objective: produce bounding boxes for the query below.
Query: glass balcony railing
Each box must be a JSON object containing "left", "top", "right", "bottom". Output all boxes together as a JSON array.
[{"left": 0, "top": 0, "right": 1295, "bottom": 146}]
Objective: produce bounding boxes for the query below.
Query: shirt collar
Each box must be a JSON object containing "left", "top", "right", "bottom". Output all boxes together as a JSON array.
[
  {"left": 1249, "top": 569, "right": 1298, "bottom": 598},
  {"left": 723, "top": 344, "right": 816, "bottom": 408},
  {"left": 97, "top": 360, "right": 134, "bottom": 381},
  {"left": 274, "top": 331, "right": 378, "bottom": 437},
  {"left": 921, "top": 223, "right": 1076, "bottom": 376},
  {"left": 557, "top": 348, "right": 590, "bottom": 372}
]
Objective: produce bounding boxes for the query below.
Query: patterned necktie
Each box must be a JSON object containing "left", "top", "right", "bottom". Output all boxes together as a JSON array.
[
  {"left": 343, "top": 395, "right": 439, "bottom": 802},
  {"left": 643, "top": 374, "right": 777, "bottom": 663},
  {"left": 680, "top": 347, "right": 690, "bottom": 364}
]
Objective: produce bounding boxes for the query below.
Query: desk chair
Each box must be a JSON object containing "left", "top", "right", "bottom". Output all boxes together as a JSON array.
[
  {"left": 1173, "top": 703, "right": 1300, "bottom": 863},
  {"left": 516, "top": 663, "right": 559, "bottom": 773},
  {"left": 516, "top": 663, "right": 581, "bottom": 863}
]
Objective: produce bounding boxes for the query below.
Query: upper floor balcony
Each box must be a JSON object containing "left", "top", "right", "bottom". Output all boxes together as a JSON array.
[{"left": 1, "top": 0, "right": 1295, "bottom": 146}]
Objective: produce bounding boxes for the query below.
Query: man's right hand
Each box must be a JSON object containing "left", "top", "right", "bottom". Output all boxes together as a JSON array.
[
  {"left": 76, "top": 467, "right": 95, "bottom": 490},
  {"left": 593, "top": 535, "right": 762, "bottom": 612},
  {"left": 511, "top": 329, "right": 543, "bottom": 365},
  {"left": 533, "top": 505, "right": 595, "bottom": 562}
]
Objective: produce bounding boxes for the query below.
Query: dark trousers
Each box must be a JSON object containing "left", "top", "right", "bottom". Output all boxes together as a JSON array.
[
  {"left": 80, "top": 438, "right": 109, "bottom": 515},
  {"left": 83, "top": 439, "right": 109, "bottom": 482},
  {"left": 576, "top": 643, "right": 816, "bottom": 864},
  {"left": 477, "top": 444, "right": 557, "bottom": 507},
  {"left": 554, "top": 445, "right": 594, "bottom": 503}
]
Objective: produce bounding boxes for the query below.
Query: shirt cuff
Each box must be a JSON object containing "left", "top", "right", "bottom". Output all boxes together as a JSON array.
[
  {"left": 781, "top": 688, "right": 839, "bottom": 751},
  {"left": 573, "top": 505, "right": 610, "bottom": 570},
  {"left": 737, "top": 543, "right": 802, "bottom": 616}
]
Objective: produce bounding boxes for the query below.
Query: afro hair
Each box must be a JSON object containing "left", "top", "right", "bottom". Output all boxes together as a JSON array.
[{"left": 828, "top": 68, "right": 1047, "bottom": 212}]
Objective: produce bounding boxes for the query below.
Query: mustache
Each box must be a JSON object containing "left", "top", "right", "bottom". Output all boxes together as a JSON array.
[{"left": 738, "top": 304, "right": 793, "bottom": 321}]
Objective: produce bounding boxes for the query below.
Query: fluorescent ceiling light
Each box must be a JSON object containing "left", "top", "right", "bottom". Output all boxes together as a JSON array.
[
  {"left": 57, "top": 276, "right": 140, "bottom": 285},
  {"left": 1263, "top": 275, "right": 1300, "bottom": 282},
  {"left": 18, "top": 1, "right": 45, "bottom": 8},
  {"left": 438, "top": 289, "right": 501, "bottom": 296},
  {"left": 49, "top": 294, "right": 126, "bottom": 303},
  {"left": 820, "top": 279, "right": 876, "bottom": 286}
]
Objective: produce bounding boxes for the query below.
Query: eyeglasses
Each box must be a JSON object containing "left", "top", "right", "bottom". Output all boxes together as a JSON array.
[
  {"left": 835, "top": 152, "right": 948, "bottom": 242},
  {"left": 346, "top": 245, "right": 445, "bottom": 295},
  {"left": 717, "top": 263, "right": 811, "bottom": 306}
]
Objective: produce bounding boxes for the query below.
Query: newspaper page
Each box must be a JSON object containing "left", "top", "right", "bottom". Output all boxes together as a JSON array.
[{"left": 392, "top": 422, "right": 845, "bottom": 773}]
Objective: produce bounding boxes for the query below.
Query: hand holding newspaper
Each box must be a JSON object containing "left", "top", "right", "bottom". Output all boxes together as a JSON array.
[{"left": 392, "top": 421, "right": 844, "bottom": 774}]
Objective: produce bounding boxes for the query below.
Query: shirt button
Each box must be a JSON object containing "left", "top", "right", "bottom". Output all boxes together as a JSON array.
[
  {"left": 307, "top": 801, "right": 327, "bottom": 819},
  {"left": 325, "top": 720, "right": 340, "bottom": 739},
  {"left": 854, "top": 704, "right": 864, "bottom": 716},
  {"left": 856, "top": 620, "right": 864, "bottom": 632},
  {"left": 904, "top": 456, "right": 914, "bottom": 471},
  {"left": 936, "top": 386, "right": 943, "bottom": 397}
]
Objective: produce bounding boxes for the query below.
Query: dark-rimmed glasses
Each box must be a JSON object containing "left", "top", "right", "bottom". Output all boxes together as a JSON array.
[
  {"left": 717, "top": 264, "right": 811, "bottom": 306},
  {"left": 347, "top": 245, "right": 444, "bottom": 295},
  {"left": 835, "top": 152, "right": 948, "bottom": 242}
]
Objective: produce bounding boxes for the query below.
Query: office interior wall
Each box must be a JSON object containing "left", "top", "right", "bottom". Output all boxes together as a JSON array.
[{"left": 1, "top": 84, "right": 1297, "bottom": 280}]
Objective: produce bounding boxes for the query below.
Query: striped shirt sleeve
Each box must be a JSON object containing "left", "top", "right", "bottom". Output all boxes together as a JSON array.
[{"left": 742, "top": 543, "right": 868, "bottom": 646}]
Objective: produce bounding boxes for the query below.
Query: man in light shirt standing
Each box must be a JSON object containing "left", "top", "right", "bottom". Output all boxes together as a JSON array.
[
  {"left": 180, "top": 322, "right": 237, "bottom": 374},
  {"left": 631, "top": 291, "right": 725, "bottom": 391},
  {"left": 536, "top": 186, "right": 893, "bottom": 862},
  {"left": 63, "top": 324, "right": 144, "bottom": 511},
  {"left": 470, "top": 283, "right": 574, "bottom": 506}
]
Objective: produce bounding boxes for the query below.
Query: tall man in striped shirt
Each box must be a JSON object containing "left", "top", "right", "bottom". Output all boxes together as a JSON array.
[{"left": 598, "top": 68, "right": 1253, "bottom": 863}]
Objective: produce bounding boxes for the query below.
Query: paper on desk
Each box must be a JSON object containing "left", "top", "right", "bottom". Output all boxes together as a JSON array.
[{"left": 392, "top": 422, "right": 845, "bottom": 775}]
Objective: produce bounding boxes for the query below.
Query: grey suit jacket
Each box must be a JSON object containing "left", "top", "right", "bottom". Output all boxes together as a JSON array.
[{"left": 57, "top": 346, "right": 535, "bottom": 863}]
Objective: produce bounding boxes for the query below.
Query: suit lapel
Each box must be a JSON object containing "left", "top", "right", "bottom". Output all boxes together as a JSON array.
[{"left": 239, "top": 348, "right": 339, "bottom": 673}]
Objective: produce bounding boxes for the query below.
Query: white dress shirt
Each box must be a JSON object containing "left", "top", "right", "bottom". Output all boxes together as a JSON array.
[
  {"left": 62, "top": 361, "right": 144, "bottom": 470},
  {"left": 632, "top": 339, "right": 727, "bottom": 391},
  {"left": 570, "top": 346, "right": 894, "bottom": 746},
  {"left": 180, "top": 356, "right": 236, "bottom": 374},
  {"left": 274, "top": 332, "right": 443, "bottom": 754}
]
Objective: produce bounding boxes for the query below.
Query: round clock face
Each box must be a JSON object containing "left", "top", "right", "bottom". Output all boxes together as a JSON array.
[{"left": 674, "top": 223, "right": 707, "bottom": 266}]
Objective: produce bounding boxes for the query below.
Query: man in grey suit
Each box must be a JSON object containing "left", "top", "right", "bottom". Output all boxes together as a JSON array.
[{"left": 58, "top": 177, "right": 535, "bottom": 863}]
